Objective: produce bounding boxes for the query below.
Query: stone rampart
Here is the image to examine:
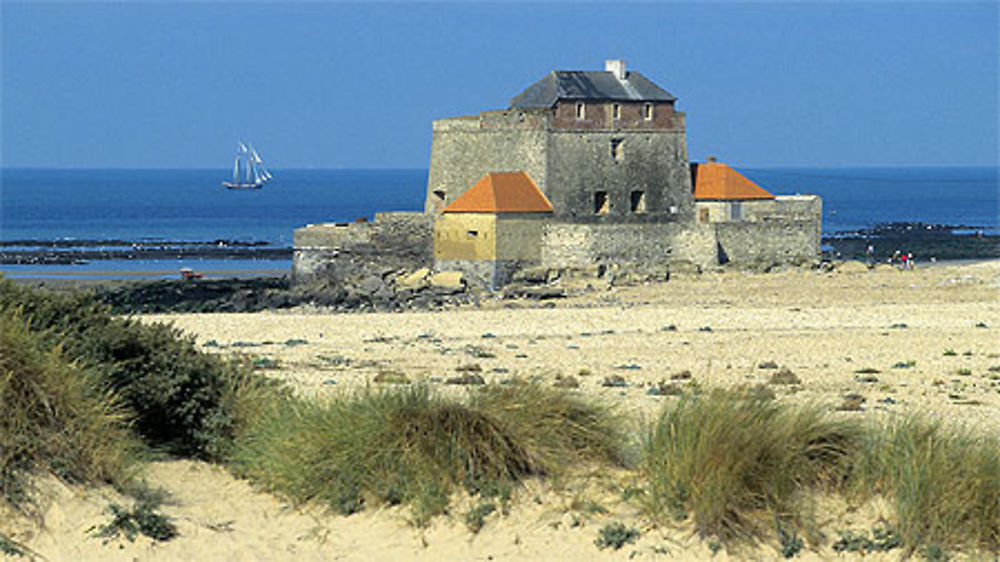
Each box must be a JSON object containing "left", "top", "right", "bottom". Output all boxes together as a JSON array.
[
  {"left": 293, "top": 212, "right": 432, "bottom": 283},
  {"left": 714, "top": 219, "right": 820, "bottom": 267},
  {"left": 540, "top": 222, "right": 716, "bottom": 271}
]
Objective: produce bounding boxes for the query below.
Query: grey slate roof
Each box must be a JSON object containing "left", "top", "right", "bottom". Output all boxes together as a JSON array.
[{"left": 509, "top": 71, "right": 676, "bottom": 109}]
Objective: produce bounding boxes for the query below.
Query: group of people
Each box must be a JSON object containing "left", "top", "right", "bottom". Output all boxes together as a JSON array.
[{"left": 866, "top": 246, "right": 916, "bottom": 269}]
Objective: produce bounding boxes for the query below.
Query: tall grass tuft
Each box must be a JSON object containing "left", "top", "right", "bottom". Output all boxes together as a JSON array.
[
  {"left": 850, "top": 417, "right": 1000, "bottom": 554},
  {"left": 232, "top": 382, "right": 624, "bottom": 524},
  {"left": 642, "top": 389, "right": 861, "bottom": 543},
  {"left": 0, "top": 311, "right": 137, "bottom": 512}
]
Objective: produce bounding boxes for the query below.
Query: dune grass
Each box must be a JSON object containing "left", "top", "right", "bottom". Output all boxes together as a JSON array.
[
  {"left": 642, "top": 389, "right": 861, "bottom": 543},
  {"left": 0, "top": 278, "right": 244, "bottom": 459},
  {"left": 850, "top": 417, "right": 1000, "bottom": 555},
  {"left": 232, "top": 382, "right": 624, "bottom": 525},
  {"left": 641, "top": 388, "right": 1000, "bottom": 557},
  {"left": 0, "top": 311, "right": 138, "bottom": 513}
]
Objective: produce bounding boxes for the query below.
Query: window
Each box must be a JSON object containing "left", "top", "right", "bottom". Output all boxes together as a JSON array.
[
  {"left": 699, "top": 208, "right": 710, "bottom": 223},
  {"left": 575, "top": 102, "right": 585, "bottom": 120},
  {"left": 731, "top": 202, "right": 744, "bottom": 221},
  {"left": 612, "top": 104, "right": 621, "bottom": 120},
  {"left": 467, "top": 230, "right": 479, "bottom": 237},
  {"left": 630, "top": 191, "right": 646, "bottom": 213},
  {"left": 594, "top": 191, "right": 609, "bottom": 214},
  {"left": 610, "top": 138, "right": 624, "bottom": 162},
  {"left": 644, "top": 103, "right": 653, "bottom": 120}
]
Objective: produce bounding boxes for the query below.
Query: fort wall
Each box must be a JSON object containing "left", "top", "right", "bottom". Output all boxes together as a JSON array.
[{"left": 293, "top": 212, "right": 432, "bottom": 282}]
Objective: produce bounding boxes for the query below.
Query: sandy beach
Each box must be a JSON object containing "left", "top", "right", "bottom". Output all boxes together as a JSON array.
[{"left": 6, "top": 260, "right": 999, "bottom": 561}]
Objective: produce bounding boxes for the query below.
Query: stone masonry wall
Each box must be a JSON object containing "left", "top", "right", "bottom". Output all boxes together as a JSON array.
[
  {"left": 540, "top": 222, "right": 716, "bottom": 270},
  {"left": 424, "top": 113, "right": 549, "bottom": 213},
  {"left": 714, "top": 219, "right": 820, "bottom": 266},
  {"left": 546, "top": 129, "right": 692, "bottom": 222},
  {"left": 293, "top": 212, "right": 432, "bottom": 282}
]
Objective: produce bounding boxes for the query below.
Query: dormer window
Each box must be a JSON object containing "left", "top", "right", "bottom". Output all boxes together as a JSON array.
[
  {"left": 612, "top": 104, "right": 621, "bottom": 120},
  {"left": 575, "top": 102, "right": 585, "bottom": 120},
  {"left": 644, "top": 103, "right": 653, "bottom": 120}
]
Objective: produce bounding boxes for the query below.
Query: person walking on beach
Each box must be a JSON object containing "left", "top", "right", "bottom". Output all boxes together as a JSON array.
[{"left": 907, "top": 252, "right": 914, "bottom": 269}]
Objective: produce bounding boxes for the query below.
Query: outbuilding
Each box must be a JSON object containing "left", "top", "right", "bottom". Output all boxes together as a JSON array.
[{"left": 433, "top": 171, "right": 553, "bottom": 288}]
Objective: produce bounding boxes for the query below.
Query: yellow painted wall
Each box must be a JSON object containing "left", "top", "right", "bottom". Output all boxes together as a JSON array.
[
  {"left": 495, "top": 215, "right": 547, "bottom": 261},
  {"left": 433, "top": 214, "right": 497, "bottom": 261}
]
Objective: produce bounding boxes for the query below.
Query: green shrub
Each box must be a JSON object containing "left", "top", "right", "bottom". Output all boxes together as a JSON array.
[
  {"left": 848, "top": 417, "right": 1000, "bottom": 553},
  {"left": 90, "top": 498, "right": 177, "bottom": 543},
  {"left": 0, "top": 279, "right": 243, "bottom": 459},
  {"left": 0, "top": 311, "right": 138, "bottom": 513},
  {"left": 594, "top": 522, "right": 640, "bottom": 550},
  {"left": 232, "top": 383, "right": 624, "bottom": 525},
  {"left": 642, "top": 389, "right": 861, "bottom": 543},
  {"left": 464, "top": 501, "right": 497, "bottom": 533}
]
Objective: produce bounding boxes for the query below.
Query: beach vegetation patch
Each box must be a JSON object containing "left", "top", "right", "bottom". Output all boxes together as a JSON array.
[
  {"left": 231, "top": 382, "right": 624, "bottom": 526},
  {"left": 642, "top": 389, "right": 861, "bottom": 544},
  {"left": 0, "top": 279, "right": 254, "bottom": 460},
  {"left": 848, "top": 417, "right": 1000, "bottom": 554},
  {"left": 831, "top": 525, "right": 902, "bottom": 554},
  {"left": 90, "top": 497, "right": 177, "bottom": 544},
  {"left": 0, "top": 310, "right": 137, "bottom": 514},
  {"left": 463, "top": 501, "right": 497, "bottom": 533},
  {"left": 594, "top": 522, "right": 640, "bottom": 550},
  {"left": 768, "top": 368, "right": 801, "bottom": 385}
]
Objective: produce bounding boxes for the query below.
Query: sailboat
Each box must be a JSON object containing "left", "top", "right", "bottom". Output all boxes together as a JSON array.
[{"left": 223, "top": 142, "right": 272, "bottom": 190}]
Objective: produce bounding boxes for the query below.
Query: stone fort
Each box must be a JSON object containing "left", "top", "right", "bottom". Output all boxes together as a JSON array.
[{"left": 294, "top": 60, "right": 821, "bottom": 288}]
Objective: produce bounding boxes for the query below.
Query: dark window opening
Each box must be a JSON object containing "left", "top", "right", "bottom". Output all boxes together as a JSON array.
[
  {"left": 594, "top": 191, "right": 609, "bottom": 214},
  {"left": 630, "top": 191, "right": 646, "bottom": 213},
  {"left": 467, "top": 230, "right": 479, "bottom": 237},
  {"left": 610, "top": 138, "right": 624, "bottom": 162},
  {"left": 644, "top": 103, "right": 653, "bottom": 120},
  {"left": 612, "top": 104, "right": 621, "bottom": 120},
  {"left": 575, "top": 102, "right": 585, "bottom": 120},
  {"left": 433, "top": 190, "right": 446, "bottom": 202}
]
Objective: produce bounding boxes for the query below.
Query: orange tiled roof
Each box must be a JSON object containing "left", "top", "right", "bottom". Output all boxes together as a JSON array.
[
  {"left": 442, "top": 171, "right": 553, "bottom": 213},
  {"left": 693, "top": 162, "right": 775, "bottom": 200}
]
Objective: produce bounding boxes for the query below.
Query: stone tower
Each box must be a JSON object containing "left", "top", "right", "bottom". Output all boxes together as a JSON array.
[{"left": 424, "top": 60, "right": 693, "bottom": 224}]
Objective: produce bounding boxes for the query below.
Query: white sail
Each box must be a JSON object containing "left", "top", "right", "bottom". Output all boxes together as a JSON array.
[{"left": 224, "top": 141, "right": 270, "bottom": 189}]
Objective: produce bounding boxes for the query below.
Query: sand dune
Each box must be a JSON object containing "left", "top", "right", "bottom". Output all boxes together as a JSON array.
[{"left": 5, "top": 261, "right": 998, "bottom": 560}]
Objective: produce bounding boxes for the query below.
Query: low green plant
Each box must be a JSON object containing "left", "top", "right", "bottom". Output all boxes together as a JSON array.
[
  {"left": 642, "top": 389, "right": 861, "bottom": 543},
  {"left": 769, "top": 368, "right": 801, "bottom": 385},
  {"left": 777, "top": 522, "right": 803, "bottom": 558},
  {"left": 594, "top": 522, "right": 639, "bottom": 550},
  {"left": 0, "top": 533, "right": 25, "bottom": 557},
  {"left": 90, "top": 499, "right": 177, "bottom": 543},
  {"left": 831, "top": 525, "right": 902, "bottom": 553},
  {"left": 942, "top": 349, "right": 957, "bottom": 357},
  {"left": 463, "top": 501, "right": 497, "bottom": 533},
  {"left": 232, "top": 382, "right": 624, "bottom": 526}
]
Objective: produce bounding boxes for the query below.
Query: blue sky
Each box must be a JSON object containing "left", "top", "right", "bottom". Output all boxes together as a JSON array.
[{"left": 2, "top": 1, "right": 997, "bottom": 169}]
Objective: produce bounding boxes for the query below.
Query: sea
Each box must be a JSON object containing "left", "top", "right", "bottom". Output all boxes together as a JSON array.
[{"left": 1, "top": 167, "right": 997, "bottom": 278}]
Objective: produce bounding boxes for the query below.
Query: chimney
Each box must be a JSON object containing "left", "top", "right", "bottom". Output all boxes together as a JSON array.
[{"left": 605, "top": 59, "right": 626, "bottom": 80}]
